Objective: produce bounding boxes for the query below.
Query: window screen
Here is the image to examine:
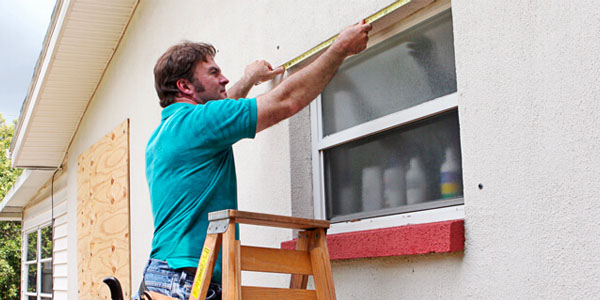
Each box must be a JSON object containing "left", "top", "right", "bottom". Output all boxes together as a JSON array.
[
  {"left": 321, "top": 10, "right": 456, "bottom": 136},
  {"left": 316, "top": 9, "right": 462, "bottom": 222}
]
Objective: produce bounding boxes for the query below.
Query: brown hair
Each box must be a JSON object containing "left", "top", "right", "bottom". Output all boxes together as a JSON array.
[{"left": 153, "top": 42, "right": 216, "bottom": 108}]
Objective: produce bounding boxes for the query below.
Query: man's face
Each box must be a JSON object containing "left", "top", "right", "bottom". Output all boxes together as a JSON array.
[{"left": 190, "top": 56, "right": 229, "bottom": 103}]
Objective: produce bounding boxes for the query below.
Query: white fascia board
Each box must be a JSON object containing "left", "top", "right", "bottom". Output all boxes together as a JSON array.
[
  {"left": 10, "top": 0, "right": 70, "bottom": 168},
  {"left": 0, "top": 170, "right": 56, "bottom": 217},
  {"left": 0, "top": 206, "right": 22, "bottom": 221}
]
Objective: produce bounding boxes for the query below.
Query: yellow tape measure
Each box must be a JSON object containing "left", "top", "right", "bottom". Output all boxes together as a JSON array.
[
  {"left": 281, "top": 0, "right": 411, "bottom": 69},
  {"left": 191, "top": 247, "right": 211, "bottom": 299}
]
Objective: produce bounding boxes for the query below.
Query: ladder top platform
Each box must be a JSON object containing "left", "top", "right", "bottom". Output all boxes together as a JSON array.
[{"left": 208, "top": 209, "right": 330, "bottom": 230}]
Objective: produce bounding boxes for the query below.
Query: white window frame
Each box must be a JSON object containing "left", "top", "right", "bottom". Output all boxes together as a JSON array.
[
  {"left": 310, "top": 0, "right": 464, "bottom": 233},
  {"left": 23, "top": 222, "right": 53, "bottom": 300}
]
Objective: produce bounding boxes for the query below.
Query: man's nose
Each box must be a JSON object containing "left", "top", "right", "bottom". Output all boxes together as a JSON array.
[{"left": 220, "top": 75, "right": 229, "bottom": 85}]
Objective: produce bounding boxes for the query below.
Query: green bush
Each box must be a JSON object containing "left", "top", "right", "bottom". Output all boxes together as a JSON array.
[
  {"left": 0, "top": 221, "right": 21, "bottom": 300},
  {"left": 0, "top": 115, "right": 24, "bottom": 299}
]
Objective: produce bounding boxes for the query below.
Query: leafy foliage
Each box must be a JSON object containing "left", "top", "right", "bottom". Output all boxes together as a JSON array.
[
  {"left": 0, "top": 114, "right": 24, "bottom": 300},
  {"left": 0, "top": 221, "right": 21, "bottom": 300},
  {"left": 1, "top": 115, "right": 23, "bottom": 199}
]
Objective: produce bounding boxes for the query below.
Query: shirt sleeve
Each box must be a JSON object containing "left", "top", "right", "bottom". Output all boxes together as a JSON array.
[{"left": 187, "top": 98, "right": 257, "bottom": 147}]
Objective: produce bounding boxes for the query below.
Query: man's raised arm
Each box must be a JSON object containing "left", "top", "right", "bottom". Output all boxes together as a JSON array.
[{"left": 256, "top": 20, "right": 372, "bottom": 132}]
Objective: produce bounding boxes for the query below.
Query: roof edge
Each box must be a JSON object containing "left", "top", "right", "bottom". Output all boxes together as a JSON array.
[
  {"left": 9, "top": 0, "right": 68, "bottom": 168},
  {"left": 0, "top": 170, "right": 56, "bottom": 215}
]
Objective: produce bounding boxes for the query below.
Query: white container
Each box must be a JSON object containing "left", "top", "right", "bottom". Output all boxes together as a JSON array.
[
  {"left": 440, "top": 147, "right": 461, "bottom": 198},
  {"left": 338, "top": 185, "right": 360, "bottom": 215},
  {"left": 406, "top": 157, "right": 427, "bottom": 205},
  {"left": 361, "top": 166, "right": 384, "bottom": 212},
  {"left": 384, "top": 166, "right": 406, "bottom": 208}
]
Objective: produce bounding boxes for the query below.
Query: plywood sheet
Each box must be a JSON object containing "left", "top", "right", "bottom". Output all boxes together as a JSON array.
[{"left": 78, "top": 120, "right": 130, "bottom": 300}]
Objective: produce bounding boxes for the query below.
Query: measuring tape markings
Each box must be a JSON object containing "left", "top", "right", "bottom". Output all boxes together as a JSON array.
[
  {"left": 281, "top": 0, "right": 412, "bottom": 69},
  {"left": 191, "top": 247, "right": 211, "bottom": 299}
]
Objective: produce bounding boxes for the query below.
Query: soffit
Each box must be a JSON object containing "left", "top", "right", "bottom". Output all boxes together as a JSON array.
[{"left": 11, "top": 0, "right": 138, "bottom": 168}]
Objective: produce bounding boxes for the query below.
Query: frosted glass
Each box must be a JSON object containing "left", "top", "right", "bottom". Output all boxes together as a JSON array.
[
  {"left": 324, "top": 111, "right": 462, "bottom": 219},
  {"left": 321, "top": 10, "right": 456, "bottom": 136}
]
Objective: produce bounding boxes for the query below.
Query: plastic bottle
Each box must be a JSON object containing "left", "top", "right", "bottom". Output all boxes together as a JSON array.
[
  {"left": 361, "top": 166, "right": 384, "bottom": 212},
  {"left": 383, "top": 164, "right": 406, "bottom": 208},
  {"left": 440, "top": 147, "right": 461, "bottom": 199},
  {"left": 406, "top": 157, "right": 427, "bottom": 205},
  {"left": 338, "top": 185, "right": 359, "bottom": 215}
]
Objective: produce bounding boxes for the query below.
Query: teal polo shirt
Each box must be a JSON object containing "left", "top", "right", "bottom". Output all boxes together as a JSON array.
[{"left": 145, "top": 98, "right": 257, "bottom": 283}]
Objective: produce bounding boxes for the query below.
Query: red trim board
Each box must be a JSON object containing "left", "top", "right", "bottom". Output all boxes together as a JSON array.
[{"left": 281, "top": 219, "right": 464, "bottom": 260}]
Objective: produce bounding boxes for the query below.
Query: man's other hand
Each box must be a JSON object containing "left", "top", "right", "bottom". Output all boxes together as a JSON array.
[
  {"left": 330, "top": 20, "right": 373, "bottom": 57},
  {"left": 245, "top": 60, "right": 285, "bottom": 84}
]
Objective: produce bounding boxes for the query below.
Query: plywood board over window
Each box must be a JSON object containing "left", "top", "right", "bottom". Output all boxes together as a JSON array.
[{"left": 78, "top": 120, "right": 131, "bottom": 299}]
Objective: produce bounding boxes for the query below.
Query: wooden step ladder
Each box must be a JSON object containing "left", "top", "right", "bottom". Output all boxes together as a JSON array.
[{"left": 146, "top": 209, "right": 336, "bottom": 300}]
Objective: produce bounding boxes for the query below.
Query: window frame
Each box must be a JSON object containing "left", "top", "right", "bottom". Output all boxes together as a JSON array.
[
  {"left": 310, "top": 1, "right": 464, "bottom": 228},
  {"left": 23, "top": 223, "right": 53, "bottom": 300}
]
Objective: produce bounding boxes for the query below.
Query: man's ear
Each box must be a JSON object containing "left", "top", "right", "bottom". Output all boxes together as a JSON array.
[{"left": 176, "top": 78, "right": 194, "bottom": 96}]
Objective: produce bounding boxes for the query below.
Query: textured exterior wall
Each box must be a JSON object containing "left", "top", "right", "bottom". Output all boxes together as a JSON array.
[
  {"left": 60, "top": 0, "right": 600, "bottom": 299},
  {"left": 452, "top": 0, "right": 600, "bottom": 298}
]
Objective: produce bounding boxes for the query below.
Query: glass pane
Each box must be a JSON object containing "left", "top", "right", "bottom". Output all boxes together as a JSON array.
[
  {"left": 27, "top": 231, "right": 38, "bottom": 261},
  {"left": 27, "top": 264, "right": 37, "bottom": 293},
  {"left": 321, "top": 10, "right": 456, "bottom": 136},
  {"left": 28, "top": 296, "right": 37, "bottom": 300},
  {"left": 41, "top": 226, "right": 53, "bottom": 259},
  {"left": 324, "top": 110, "right": 462, "bottom": 220},
  {"left": 41, "top": 260, "right": 53, "bottom": 294}
]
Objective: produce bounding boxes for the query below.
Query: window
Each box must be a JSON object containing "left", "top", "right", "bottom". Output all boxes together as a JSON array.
[
  {"left": 24, "top": 224, "right": 53, "bottom": 300},
  {"left": 312, "top": 6, "right": 462, "bottom": 223}
]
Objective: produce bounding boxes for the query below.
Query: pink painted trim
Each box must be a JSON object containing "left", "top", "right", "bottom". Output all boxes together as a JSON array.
[{"left": 281, "top": 219, "right": 464, "bottom": 260}]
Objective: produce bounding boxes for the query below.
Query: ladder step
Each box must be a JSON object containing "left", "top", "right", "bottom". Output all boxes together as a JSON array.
[
  {"left": 241, "top": 286, "right": 317, "bottom": 300},
  {"left": 209, "top": 210, "right": 330, "bottom": 229},
  {"left": 240, "top": 246, "right": 312, "bottom": 275}
]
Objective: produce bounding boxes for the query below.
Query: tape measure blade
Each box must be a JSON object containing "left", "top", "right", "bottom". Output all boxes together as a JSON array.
[
  {"left": 284, "top": 34, "right": 338, "bottom": 69},
  {"left": 281, "top": 0, "right": 411, "bottom": 69}
]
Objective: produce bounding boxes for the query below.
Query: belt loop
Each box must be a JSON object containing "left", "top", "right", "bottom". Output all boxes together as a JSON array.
[{"left": 180, "top": 270, "right": 187, "bottom": 285}]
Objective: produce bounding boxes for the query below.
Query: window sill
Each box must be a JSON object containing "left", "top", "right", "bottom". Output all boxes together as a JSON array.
[{"left": 281, "top": 219, "right": 464, "bottom": 260}]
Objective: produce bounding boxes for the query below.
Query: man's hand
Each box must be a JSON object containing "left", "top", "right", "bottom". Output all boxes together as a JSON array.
[
  {"left": 244, "top": 60, "right": 285, "bottom": 84},
  {"left": 330, "top": 20, "right": 373, "bottom": 57},
  {"left": 227, "top": 60, "right": 284, "bottom": 99}
]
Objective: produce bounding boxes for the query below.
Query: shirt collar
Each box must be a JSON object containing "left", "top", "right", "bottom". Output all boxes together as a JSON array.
[{"left": 161, "top": 103, "right": 193, "bottom": 121}]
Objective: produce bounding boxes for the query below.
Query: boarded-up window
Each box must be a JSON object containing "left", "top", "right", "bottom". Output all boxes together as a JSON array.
[{"left": 77, "top": 120, "right": 130, "bottom": 299}]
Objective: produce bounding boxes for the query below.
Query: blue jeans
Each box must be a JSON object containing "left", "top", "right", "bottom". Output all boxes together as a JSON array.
[{"left": 134, "top": 258, "right": 221, "bottom": 300}]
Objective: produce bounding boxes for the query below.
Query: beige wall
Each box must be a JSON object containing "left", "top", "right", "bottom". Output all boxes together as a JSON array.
[{"left": 61, "top": 0, "right": 600, "bottom": 299}]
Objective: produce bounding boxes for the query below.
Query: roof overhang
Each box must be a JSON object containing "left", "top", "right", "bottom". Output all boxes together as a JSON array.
[
  {"left": 2, "top": 0, "right": 138, "bottom": 215},
  {"left": 9, "top": 0, "right": 139, "bottom": 169},
  {"left": 0, "top": 170, "right": 55, "bottom": 220}
]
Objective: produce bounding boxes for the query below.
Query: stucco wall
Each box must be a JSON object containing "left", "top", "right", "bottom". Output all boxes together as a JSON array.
[
  {"left": 61, "top": 0, "right": 600, "bottom": 299},
  {"left": 453, "top": 0, "right": 600, "bottom": 298}
]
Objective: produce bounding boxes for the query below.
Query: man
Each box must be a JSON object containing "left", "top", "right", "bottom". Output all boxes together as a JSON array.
[{"left": 140, "top": 20, "right": 372, "bottom": 300}]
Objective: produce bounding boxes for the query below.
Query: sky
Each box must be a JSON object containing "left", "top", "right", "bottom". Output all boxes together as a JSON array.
[{"left": 0, "top": 0, "right": 56, "bottom": 124}]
